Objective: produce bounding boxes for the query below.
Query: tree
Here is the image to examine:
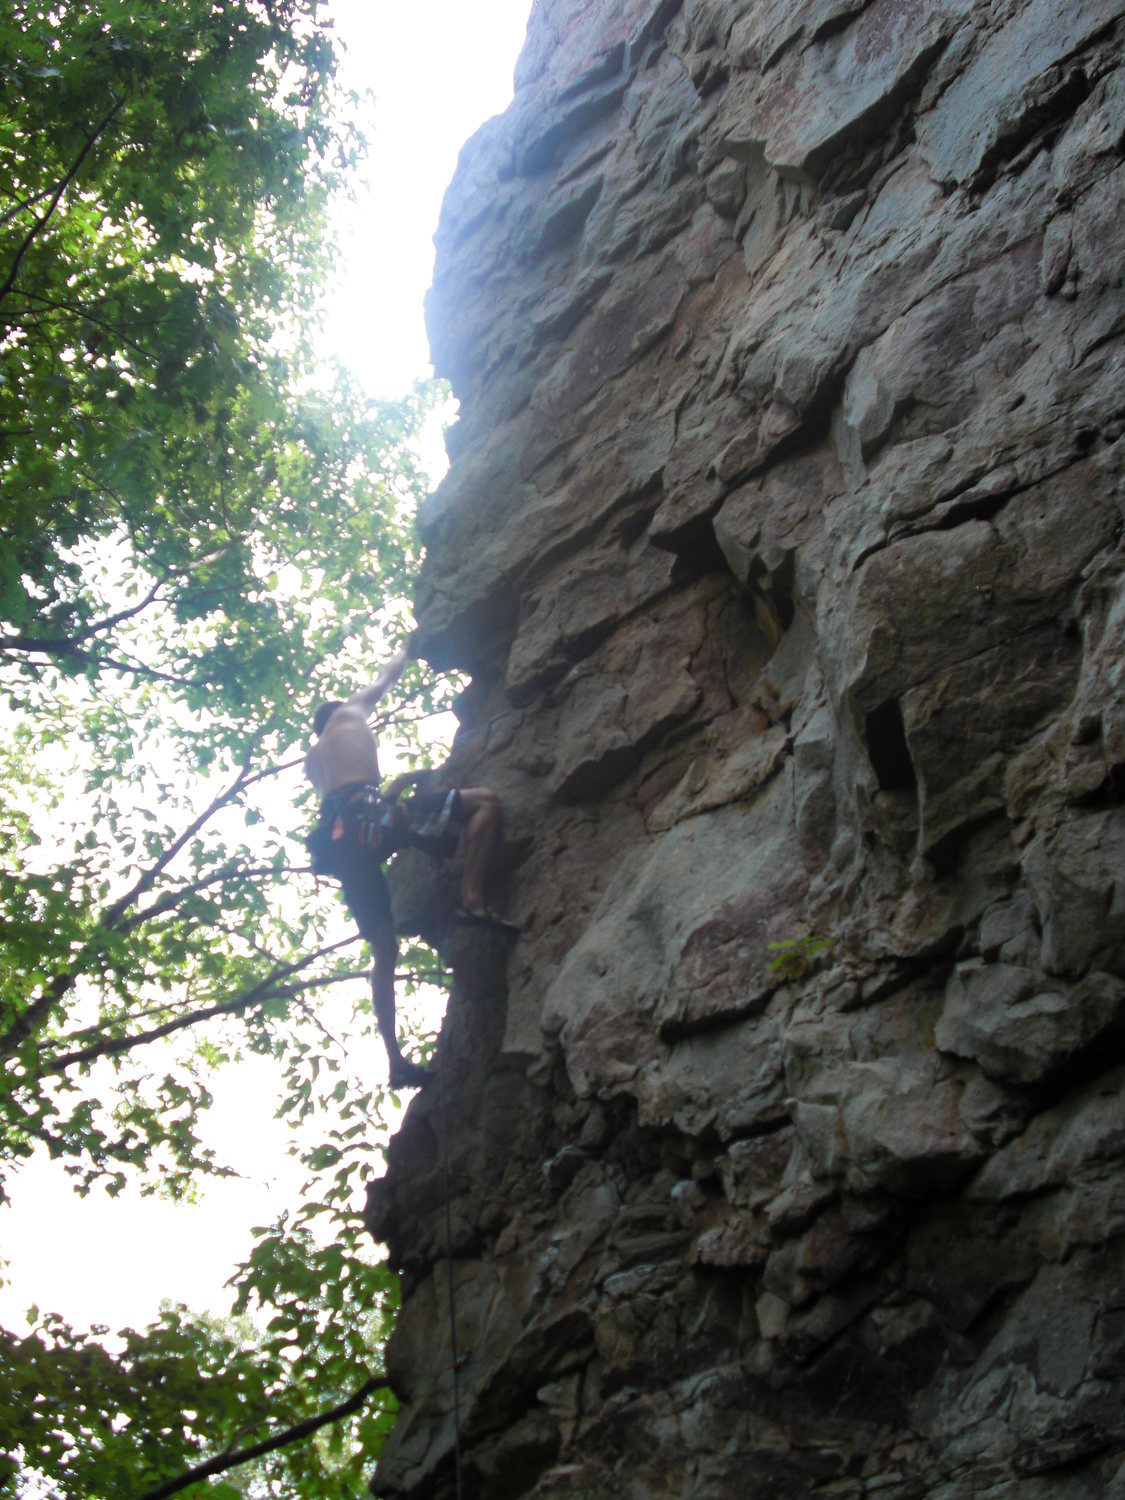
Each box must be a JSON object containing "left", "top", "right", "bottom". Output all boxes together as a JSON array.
[{"left": 0, "top": 3, "right": 456, "bottom": 1493}]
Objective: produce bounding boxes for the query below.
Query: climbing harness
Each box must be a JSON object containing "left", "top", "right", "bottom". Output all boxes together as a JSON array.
[
  {"left": 356, "top": 785, "right": 395, "bottom": 848},
  {"left": 306, "top": 784, "right": 461, "bottom": 874},
  {"left": 436, "top": 963, "right": 465, "bottom": 1500}
]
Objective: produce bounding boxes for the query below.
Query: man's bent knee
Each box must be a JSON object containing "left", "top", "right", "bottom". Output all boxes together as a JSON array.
[{"left": 459, "top": 786, "right": 500, "bottom": 819}]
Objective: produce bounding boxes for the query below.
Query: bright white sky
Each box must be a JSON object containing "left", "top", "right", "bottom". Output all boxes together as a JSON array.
[
  {"left": 0, "top": 0, "right": 531, "bottom": 1339},
  {"left": 325, "top": 0, "right": 532, "bottom": 397}
]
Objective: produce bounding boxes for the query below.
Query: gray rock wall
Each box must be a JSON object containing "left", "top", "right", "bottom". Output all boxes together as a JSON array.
[{"left": 366, "top": 1, "right": 1125, "bottom": 1494}]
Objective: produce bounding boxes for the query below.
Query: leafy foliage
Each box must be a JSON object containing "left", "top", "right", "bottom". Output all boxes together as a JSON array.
[
  {"left": 0, "top": 1300, "right": 395, "bottom": 1499},
  {"left": 0, "top": 2, "right": 458, "bottom": 1494},
  {"left": 766, "top": 934, "right": 833, "bottom": 982},
  {"left": 3, "top": 0, "right": 358, "bottom": 646}
]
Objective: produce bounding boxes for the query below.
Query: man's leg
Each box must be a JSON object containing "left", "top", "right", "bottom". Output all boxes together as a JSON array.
[
  {"left": 342, "top": 850, "right": 430, "bottom": 1089},
  {"left": 370, "top": 919, "right": 428, "bottom": 1089},
  {"left": 456, "top": 786, "right": 501, "bottom": 914}
]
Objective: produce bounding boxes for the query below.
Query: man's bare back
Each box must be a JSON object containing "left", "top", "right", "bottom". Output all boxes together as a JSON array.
[
  {"left": 305, "top": 704, "right": 382, "bottom": 799},
  {"left": 304, "top": 641, "right": 407, "bottom": 799}
]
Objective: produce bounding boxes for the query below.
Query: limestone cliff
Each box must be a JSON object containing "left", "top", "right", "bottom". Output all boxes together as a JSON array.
[{"left": 366, "top": 2, "right": 1125, "bottom": 1494}]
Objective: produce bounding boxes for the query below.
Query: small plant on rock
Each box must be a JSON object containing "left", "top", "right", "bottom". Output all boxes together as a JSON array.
[{"left": 767, "top": 934, "right": 834, "bottom": 982}]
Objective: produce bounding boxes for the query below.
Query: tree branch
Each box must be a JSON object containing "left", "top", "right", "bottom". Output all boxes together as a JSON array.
[
  {"left": 36, "top": 937, "right": 359, "bottom": 1074},
  {"left": 101, "top": 734, "right": 266, "bottom": 929},
  {"left": 0, "top": 632, "right": 214, "bottom": 687},
  {"left": 1, "top": 750, "right": 328, "bottom": 1060},
  {"left": 0, "top": 541, "right": 245, "bottom": 663},
  {"left": 3, "top": 586, "right": 348, "bottom": 1060},
  {"left": 0, "top": 182, "right": 58, "bottom": 232},
  {"left": 11, "top": 287, "right": 154, "bottom": 359},
  {"left": 119, "top": 861, "right": 314, "bottom": 934},
  {"left": 59, "top": 964, "right": 370, "bottom": 1046},
  {"left": 239, "top": 754, "right": 305, "bottom": 791},
  {"left": 0, "top": 97, "right": 126, "bottom": 310},
  {"left": 0, "top": 968, "right": 77, "bottom": 1065},
  {"left": 136, "top": 1376, "right": 386, "bottom": 1500}
]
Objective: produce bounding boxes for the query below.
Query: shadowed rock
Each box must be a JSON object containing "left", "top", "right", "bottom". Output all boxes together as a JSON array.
[{"left": 371, "top": 1, "right": 1125, "bottom": 1494}]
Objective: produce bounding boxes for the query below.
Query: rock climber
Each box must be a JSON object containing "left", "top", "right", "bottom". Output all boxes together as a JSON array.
[{"left": 303, "top": 638, "right": 512, "bottom": 1089}]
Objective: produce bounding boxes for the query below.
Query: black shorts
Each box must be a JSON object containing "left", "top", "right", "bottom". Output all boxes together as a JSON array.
[
  {"left": 394, "top": 788, "right": 463, "bottom": 857},
  {"left": 309, "top": 785, "right": 463, "bottom": 941}
]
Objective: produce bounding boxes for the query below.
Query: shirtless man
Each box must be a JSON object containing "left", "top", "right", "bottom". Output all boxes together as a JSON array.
[{"left": 304, "top": 642, "right": 505, "bottom": 1088}]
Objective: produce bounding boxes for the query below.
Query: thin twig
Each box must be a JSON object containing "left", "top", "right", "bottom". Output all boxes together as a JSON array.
[
  {"left": 0, "top": 97, "right": 125, "bottom": 309},
  {"left": 101, "top": 732, "right": 266, "bottom": 929},
  {"left": 37, "top": 938, "right": 358, "bottom": 1074},
  {"left": 0, "top": 182, "right": 58, "bottom": 232},
  {"left": 0, "top": 748, "right": 317, "bottom": 1060},
  {"left": 0, "top": 633, "right": 212, "bottom": 687},
  {"left": 13, "top": 287, "right": 153, "bottom": 359},
  {"left": 62, "top": 967, "right": 371, "bottom": 1042},
  {"left": 239, "top": 754, "right": 305, "bottom": 790},
  {"left": 120, "top": 862, "right": 314, "bottom": 934}
]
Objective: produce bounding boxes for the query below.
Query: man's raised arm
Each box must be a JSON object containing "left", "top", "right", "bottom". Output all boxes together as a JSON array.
[{"left": 347, "top": 642, "right": 410, "bottom": 717}]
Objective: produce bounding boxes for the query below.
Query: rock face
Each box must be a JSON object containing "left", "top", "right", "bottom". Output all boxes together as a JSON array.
[{"left": 366, "top": 2, "right": 1125, "bottom": 1495}]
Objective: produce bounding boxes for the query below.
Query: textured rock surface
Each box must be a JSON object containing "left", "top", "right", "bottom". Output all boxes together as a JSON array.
[{"left": 366, "top": 1, "right": 1125, "bottom": 1494}]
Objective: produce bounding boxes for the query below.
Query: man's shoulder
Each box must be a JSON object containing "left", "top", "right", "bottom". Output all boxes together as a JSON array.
[{"left": 328, "top": 702, "right": 371, "bottom": 728}]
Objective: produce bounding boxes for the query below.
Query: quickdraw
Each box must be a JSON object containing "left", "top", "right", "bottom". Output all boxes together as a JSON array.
[{"left": 355, "top": 785, "right": 398, "bottom": 850}]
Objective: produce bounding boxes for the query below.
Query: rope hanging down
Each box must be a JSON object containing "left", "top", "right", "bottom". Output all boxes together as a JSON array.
[{"left": 436, "top": 996, "right": 465, "bottom": 1500}]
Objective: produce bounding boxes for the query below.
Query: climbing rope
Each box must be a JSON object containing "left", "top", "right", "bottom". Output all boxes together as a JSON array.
[{"left": 435, "top": 974, "right": 465, "bottom": 1500}]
